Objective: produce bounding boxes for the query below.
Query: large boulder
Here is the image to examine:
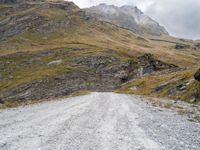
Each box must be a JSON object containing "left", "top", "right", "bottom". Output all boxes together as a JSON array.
[{"left": 194, "top": 68, "right": 200, "bottom": 81}]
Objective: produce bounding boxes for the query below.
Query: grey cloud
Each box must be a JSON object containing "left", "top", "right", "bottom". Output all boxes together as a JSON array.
[
  {"left": 70, "top": 0, "right": 200, "bottom": 39},
  {"left": 144, "top": 0, "right": 200, "bottom": 39}
]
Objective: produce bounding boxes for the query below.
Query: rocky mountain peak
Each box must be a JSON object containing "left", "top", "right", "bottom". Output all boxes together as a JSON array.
[
  {"left": 120, "top": 5, "right": 143, "bottom": 16},
  {"left": 85, "top": 3, "right": 168, "bottom": 36}
]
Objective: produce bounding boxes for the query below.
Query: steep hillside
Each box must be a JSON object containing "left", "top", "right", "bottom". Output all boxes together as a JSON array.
[
  {"left": 84, "top": 4, "right": 168, "bottom": 36},
  {"left": 0, "top": 0, "right": 200, "bottom": 107}
]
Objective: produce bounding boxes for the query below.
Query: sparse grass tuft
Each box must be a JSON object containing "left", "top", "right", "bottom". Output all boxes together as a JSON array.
[{"left": 70, "top": 90, "right": 91, "bottom": 97}]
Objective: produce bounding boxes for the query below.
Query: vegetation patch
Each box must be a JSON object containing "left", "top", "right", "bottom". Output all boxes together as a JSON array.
[{"left": 118, "top": 68, "right": 200, "bottom": 103}]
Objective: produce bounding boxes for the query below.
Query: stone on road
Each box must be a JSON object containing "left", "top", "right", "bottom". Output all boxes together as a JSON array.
[{"left": 0, "top": 93, "right": 199, "bottom": 150}]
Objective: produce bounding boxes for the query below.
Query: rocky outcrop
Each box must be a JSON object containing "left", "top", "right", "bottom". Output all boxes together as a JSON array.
[
  {"left": 0, "top": 50, "right": 177, "bottom": 102},
  {"left": 153, "top": 76, "right": 200, "bottom": 103},
  {"left": 193, "top": 92, "right": 200, "bottom": 102},
  {"left": 0, "top": 54, "right": 131, "bottom": 101},
  {"left": 175, "top": 43, "right": 190, "bottom": 49},
  {"left": 84, "top": 4, "right": 168, "bottom": 36},
  {"left": 194, "top": 68, "right": 200, "bottom": 81},
  {"left": 138, "top": 54, "right": 177, "bottom": 75}
]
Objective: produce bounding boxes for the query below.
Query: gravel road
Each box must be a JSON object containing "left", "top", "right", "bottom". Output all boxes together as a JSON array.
[{"left": 0, "top": 92, "right": 200, "bottom": 150}]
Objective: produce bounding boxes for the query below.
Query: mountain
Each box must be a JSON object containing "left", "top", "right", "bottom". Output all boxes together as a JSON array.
[
  {"left": 0, "top": 0, "right": 200, "bottom": 108},
  {"left": 84, "top": 3, "right": 168, "bottom": 36}
]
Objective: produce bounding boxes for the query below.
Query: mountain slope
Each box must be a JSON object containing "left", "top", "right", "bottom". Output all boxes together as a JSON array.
[
  {"left": 84, "top": 4, "right": 168, "bottom": 36},
  {"left": 0, "top": 0, "right": 200, "bottom": 107}
]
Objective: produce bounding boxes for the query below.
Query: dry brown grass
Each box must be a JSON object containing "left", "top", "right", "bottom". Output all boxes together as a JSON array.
[{"left": 118, "top": 67, "right": 200, "bottom": 102}]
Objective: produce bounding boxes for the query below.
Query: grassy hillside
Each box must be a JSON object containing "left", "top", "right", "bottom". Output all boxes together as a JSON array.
[
  {"left": 0, "top": 0, "right": 200, "bottom": 107},
  {"left": 0, "top": 1, "right": 199, "bottom": 67},
  {"left": 118, "top": 68, "right": 200, "bottom": 103}
]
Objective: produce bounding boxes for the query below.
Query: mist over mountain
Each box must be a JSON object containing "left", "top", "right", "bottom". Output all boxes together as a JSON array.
[{"left": 84, "top": 3, "right": 168, "bottom": 36}]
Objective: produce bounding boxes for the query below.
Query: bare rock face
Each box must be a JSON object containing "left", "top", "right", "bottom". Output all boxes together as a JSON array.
[
  {"left": 194, "top": 68, "right": 200, "bottom": 82},
  {"left": 84, "top": 3, "right": 168, "bottom": 36}
]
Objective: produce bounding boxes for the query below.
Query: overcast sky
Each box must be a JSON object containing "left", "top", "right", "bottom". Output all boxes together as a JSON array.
[{"left": 70, "top": 0, "right": 200, "bottom": 40}]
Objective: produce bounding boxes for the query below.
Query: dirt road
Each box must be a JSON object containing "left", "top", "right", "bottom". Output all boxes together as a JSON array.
[{"left": 0, "top": 93, "right": 199, "bottom": 150}]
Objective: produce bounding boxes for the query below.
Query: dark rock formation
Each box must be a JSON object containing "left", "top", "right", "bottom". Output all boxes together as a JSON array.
[
  {"left": 175, "top": 43, "right": 190, "bottom": 49},
  {"left": 138, "top": 54, "right": 177, "bottom": 75},
  {"left": 194, "top": 68, "right": 200, "bottom": 81},
  {"left": 0, "top": 98, "right": 4, "bottom": 104},
  {"left": 0, "top": 51, "right": 177, "bottom": 102},
  {"left": 193, "top": 92, "right": 200, "bottom": 102}
]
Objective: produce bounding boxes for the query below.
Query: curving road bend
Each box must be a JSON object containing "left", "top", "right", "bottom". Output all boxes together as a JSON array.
[{"left": 0, "top": 92, "right": 200, "bottom": 150}]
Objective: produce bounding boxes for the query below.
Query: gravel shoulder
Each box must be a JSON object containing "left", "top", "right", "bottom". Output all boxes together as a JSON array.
[{"left": 0, "top": 92, "right": 199, "bottom": 150}]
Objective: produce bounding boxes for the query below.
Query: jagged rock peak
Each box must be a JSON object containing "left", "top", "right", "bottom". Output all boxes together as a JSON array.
[{"left": 85, "top": 3, "right": 168, "bottom": 36}]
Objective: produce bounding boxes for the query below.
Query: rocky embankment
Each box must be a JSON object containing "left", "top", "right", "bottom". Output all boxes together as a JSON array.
[{"left": 0, "top": 50, "right": 177, "bottom": 104}]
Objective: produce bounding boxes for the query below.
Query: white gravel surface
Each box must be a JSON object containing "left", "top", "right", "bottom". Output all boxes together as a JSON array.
[{"left": 0, "top": 92, "right": 199, "bottom": 150}]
